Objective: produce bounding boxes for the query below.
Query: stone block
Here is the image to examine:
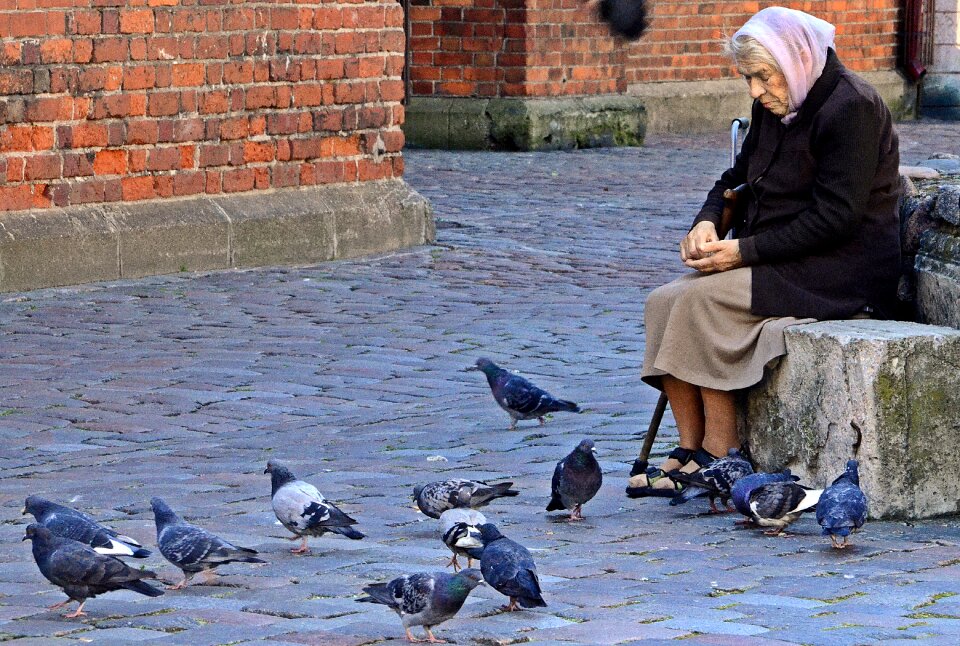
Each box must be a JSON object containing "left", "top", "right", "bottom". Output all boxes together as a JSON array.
[
  {"left": 403, "top": 97, "right": 453, "bottom": 149},
  {"left": 332, "top": 179, "right": 433, "bottom": 258},
  {"left": 215, "top": 189, "right": 336, "bottom": 267},
  {"left": 114, "top": 199, "right": 230, "bottom": 278},
  {"left": 740, "top": 320, "right": 960, "bottom": 519},
  {"left": 0, "top": 206, "right": 120, "bottom": 291},
  {"left": 916, "top": 228, "right": 960, "bottom": 328}
]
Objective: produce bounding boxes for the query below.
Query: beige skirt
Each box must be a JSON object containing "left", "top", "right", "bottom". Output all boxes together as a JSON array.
[{"left": 641, "top": 267, "right": 816, "bottom": 391}]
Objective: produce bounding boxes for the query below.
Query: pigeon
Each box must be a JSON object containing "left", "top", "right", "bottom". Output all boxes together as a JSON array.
[
  {"left": 670, "top": 448, "right": 754, "bottom": 512},
  {"left": 748, "top": 481, "right": 823, "bottom": 535},
  {"left": 414, "top": 479, "right": 519, "bottom": 519},
  {"left": 730, "top": 470, "right": 800, "bottom": 519},
  {"left": 151, "top": 497, "right": 266, "bottom": 589},
  {"left": 22, "top": 495, "right": 151, "bottom": 559},
  {"left": 357, "top": 568, "right": 484, "bottom": 643},
  {"left": 598, "top": 0, "right": 649, "bottom": 40},
  {"left": 817, "top": 460, "right": 868, "bottom": 549},
  {"left": 23, "top": 523, "right": 163, "bottom": 618},
  {"left": 467, "top": 523, "right": 545, "bottom": 611},
  {"left": 546, "top": 438, "right": 602, "bottom": 521},
  {"left": 470, "top": 357, "right": 580, "bottom": 429},
  {"left": 439, "top": 508, "right": 486, "bottom": 571},
  {"left": 265, "top": 460, "right": 365, "bottom": 554}
]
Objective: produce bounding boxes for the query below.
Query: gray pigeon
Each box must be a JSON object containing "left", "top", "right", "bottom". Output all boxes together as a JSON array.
[
  {"left": 748, "top": 481, "right": 823, "bottom": 535},
  {"left": 670, "top": 448, "right": 754, "bottom": 512},
  {"left": 357, "top": 568, "right": 484, "bottom": 643},
  {"left": 470, "top": 357, "right": 580, "bottom": 429},
  {"left": 265, "top": 460, "right": 364, "bottom": 554},
  {"left": 817, "top": 460, "right": 868, "bottom": 549},
  {"left": 414, "top": 479, "right": 518, "bottom": 519},
  {"left": 730, "top": 470, "right": 800, "bottom": 519},
  {"left": 151, "top": 497, "right": 265, "bottom": 589},
  {"left": 439, "top": 508, "right": 486, "bottom": 571},
  {"left": 23, "top": 523, "right": 163, "bottom": 618},
  {"left": 22, "top": 495, "right": 150, "bottom": 559},
  {"left": 547, "top": 438, "right": 602, "bottom": 521},
  {"left": 468, "top": 523, "right": 545, "bottom": 611}
]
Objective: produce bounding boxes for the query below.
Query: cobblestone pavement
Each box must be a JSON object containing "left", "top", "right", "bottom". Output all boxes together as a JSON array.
[{"left": 1, "top": 120, "right": 960, "bottom": 645}]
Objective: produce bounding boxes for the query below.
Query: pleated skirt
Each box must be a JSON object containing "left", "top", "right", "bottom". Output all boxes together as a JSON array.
[{"left": 641, "top": 267, "right": 816, "bottom": 392}]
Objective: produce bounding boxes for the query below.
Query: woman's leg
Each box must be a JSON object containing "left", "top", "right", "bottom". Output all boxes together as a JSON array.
[
  {"left": 700, "top": 387, "right": 738, "bottom": 457},
  {"left": 661, "top": 375, "right": 705, "bottom": 470}
]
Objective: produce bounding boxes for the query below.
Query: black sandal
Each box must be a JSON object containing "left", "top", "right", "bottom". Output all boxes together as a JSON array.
[{"left": 625, "top": 447, "right": 694, "bottom": 498}]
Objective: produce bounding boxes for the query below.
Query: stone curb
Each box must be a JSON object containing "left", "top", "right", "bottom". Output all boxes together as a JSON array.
[{"left": 0, "top": 179, "right": 434, "bottom": 293}]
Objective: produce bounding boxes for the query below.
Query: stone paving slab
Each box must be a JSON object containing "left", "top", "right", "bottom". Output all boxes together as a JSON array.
[{"left": 0, "top": 121, "right": 959, "bottom": 645}]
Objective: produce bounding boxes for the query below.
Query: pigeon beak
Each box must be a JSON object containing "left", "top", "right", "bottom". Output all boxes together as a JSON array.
[
  {"left": 591, "top": 447, "right": 598, "bottom": 454},
  {"left": 21, "top": 534, "right": 28, "bottom": 542},
  {"left": 263, "top": 467, "right": 270, "bottom": 474},
  {"left": 20, "top": 506, "right": 26, "bottom": 515},
  {"left": 465, "top": 366, "right": 479, "bottom": 372}
]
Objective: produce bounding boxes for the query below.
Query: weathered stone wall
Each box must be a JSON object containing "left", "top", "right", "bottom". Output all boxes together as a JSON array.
[{"left": 741, "top": 320, "right": 960, "bottom": 520}]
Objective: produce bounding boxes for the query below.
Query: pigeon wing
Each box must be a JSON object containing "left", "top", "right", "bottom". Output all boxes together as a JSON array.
[
  {"left": 400, "top": 573, "right": 434, "bottom": 617},
  {"left": 501, "top": 375, "right": 548, "bottom": 417},
  {"left": 273, "top": 480, "right": 325, "bottom": 532}
]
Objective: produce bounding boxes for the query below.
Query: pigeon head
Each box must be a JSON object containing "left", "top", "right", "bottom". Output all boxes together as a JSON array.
[
  {"left": 472, "top": 358, "right": 501, "bottom": 376},
  {"left": 476, "top": 522, "right": 504, "bottom": 544},
  {"left": 264, "top": 460, "right": 298, "bottom": 494},
  {"left": 456, "top": 568, "right": 485, "bottom": 589},
  {"left": 150, "top": 497, "right": 180, "bottom": 527},
  {"left": 575, "top": 439, "right": 596, "bottom": 454},
  {"left": 727, "top": 448, "right": 743, "bottom": 458},
  {"left": 412, "top": 484, "right": 424, "bottom": 500},
  {"left": 834, "top": 459, "right": 861, "bottom": 486},
  {"left": 22, "top": 523, "right": 52, "bottom": 543},
  {"left": 22, "top": 495, "right": 51, "bottom": 518}
]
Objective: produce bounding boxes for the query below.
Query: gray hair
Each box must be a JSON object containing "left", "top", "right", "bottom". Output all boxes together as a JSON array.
[{"left": 725, "top": 34, "right": 780, "bottom": 73}]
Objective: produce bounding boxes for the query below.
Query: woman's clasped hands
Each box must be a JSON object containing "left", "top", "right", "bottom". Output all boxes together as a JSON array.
[{"left": 680, "top": 221, "right": 743, "bottom": 273}]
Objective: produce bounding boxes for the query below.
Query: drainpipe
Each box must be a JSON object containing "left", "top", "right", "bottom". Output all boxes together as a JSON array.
[{"left": 902, "top": 0, "right": 927, "bottom": 81}]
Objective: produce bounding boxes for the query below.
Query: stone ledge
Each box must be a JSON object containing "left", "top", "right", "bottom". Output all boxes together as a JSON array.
[
  {"left": 0, "top": 180, "right": 434, "bottom": 293},
  {"left": 403, "top": 95, "right": 647, "bottom": 151},
  {"left": 740, "top": 319, "right": 960, "bottom": 520},
  {"left": 626, "top": 72, "right": 916, "bottom": 134}
]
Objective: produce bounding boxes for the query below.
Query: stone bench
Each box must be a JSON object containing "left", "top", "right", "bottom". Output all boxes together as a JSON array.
[{"left": 739, "top": 319, "right": 960, "bottom": 520}]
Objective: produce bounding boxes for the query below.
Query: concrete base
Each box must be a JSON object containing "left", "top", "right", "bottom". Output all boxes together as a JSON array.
[
  {"left": 403, "top": 96, "right": 647, "bottom": 151},
  {"left": 740, "top": 320, "right": 960, "bottom": 520},
  {"left": 0, "top": 180, "right": 434, "bottom": 293},
  {"left": 920, "top": 74, "right": 960, "bottom": 120},
  {"left": 627, "top": 71, "right": 916, "bottom": 134}
]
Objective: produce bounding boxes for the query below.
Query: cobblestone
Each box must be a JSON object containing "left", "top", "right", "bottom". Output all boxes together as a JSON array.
[{"left": 0, "top": 121, "right": 959, "bottom": 644}]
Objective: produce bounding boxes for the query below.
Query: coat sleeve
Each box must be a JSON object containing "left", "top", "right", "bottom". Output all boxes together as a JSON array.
[
  {"left": 737, "top": 89, "right": 882, "bottom": 265},
  {"left": 692, "top": 100, "right": 763, "bottom": 230}
]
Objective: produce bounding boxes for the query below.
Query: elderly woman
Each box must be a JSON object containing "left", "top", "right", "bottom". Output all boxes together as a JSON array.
[{"left": 629, "top": 7, "right": 901, "bottom": 496}]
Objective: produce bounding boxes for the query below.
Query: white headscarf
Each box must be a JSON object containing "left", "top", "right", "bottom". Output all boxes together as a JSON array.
[{"left": 733, "top": 7, "right": 836, "bottom": 124}]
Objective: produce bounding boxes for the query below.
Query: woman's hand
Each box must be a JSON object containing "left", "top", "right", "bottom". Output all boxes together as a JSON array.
[
  {"left": 680, "top": 221, "right": 719, "bottom": 262},
  {"left": 684, "top": 239, "right": 743, "bottom": 273}
]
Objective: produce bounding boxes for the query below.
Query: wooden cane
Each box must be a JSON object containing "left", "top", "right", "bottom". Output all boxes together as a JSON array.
[{"left": 630, "top": 391, "right": 669, "bottom": 476}]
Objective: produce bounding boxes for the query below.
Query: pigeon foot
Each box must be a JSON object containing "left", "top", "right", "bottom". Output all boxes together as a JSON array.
[
  {"left": 538, "top": 417, "right": 546, "bottom": 426},
  {"left": 290, "top": 537, "right": 310, "bottom": 554},
  {"left": 569, "top": 506, "right": 584, "bottom": 521},
  {"left": 404, "top": 627, "right": 427, "bottom": 643},
  {"left": 447, "top": 554, "right": 461, "bottom": 571},
  {"left": 167, "top": 578, "right": 189, "bottom": 590},
  {"left": 63, "top": 602, "right": 87, "bottom": 619},
  {"left": 501, "top": 598, "right": 522, "bottom": 612},
  {"left": 830, "top": 535, "right": 849, "bottom": 549},
  {"left": 763, "top": 529, "right": 790, "bottom": 537},
  {"left": 48, "top": 599, "right": 72, "bottom": 610},
  {"left": 424, "top": 627, "right": 447, "bottom": 643}
]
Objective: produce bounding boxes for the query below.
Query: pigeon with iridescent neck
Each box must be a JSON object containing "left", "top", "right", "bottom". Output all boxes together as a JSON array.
[
  {"left": 470, "top": 358, "right": 580, "bottom": 429},
  {"left": 817, "top": 460, "right": 868, "bottom": 549}
]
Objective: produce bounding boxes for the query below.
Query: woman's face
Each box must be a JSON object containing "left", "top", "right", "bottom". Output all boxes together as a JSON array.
[{"left": 739, "top": 62, "right": 790, "bottom": 116}]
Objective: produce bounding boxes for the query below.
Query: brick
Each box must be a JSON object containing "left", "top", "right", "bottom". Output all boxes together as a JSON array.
[
  {"left": 92, "top": 37, "right": 127, "bottom": 63},
  {"left": 172, "top": 63, "right": 204, "bottom": 87},
  {"left": 146, "top": 146, "right": 181, "bottom": 171},
  {"left": 243, "top": 141, "right": 274, "bottom": 164},
  {"left": 126, "top": 120, "right": 159, "bottom": 145},
  {"left": 62, "top": 152, "right": 95, "bottom": 178},
  {"left": 24, "top": 154, "right": 61, "bottom": 181},
  {"left": 148, "top": 92, "right": 180, "bottom": 116},
  {"left": 222, "top": 167, "right": 255, "bottom": 193},
  {"left": 39, "top": 38, "right": 73, "bottom": 63},
  {"left": 123, "top": 65, "right": 156, "bottom": 90},
  {"left": 0, "top": 185, "right": 40, "bottom": 212},
  {"left": 93, "top": 149, "right": 126, "bottom": 175},
  {"left": 121, "top": 175, "right": 155, "bottom": 201},
  {"left": 119, "top": 9, "right": 153, "bottom": 33}
]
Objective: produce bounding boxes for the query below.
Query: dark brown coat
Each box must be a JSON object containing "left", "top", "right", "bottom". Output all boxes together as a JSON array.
[{"left": 694, "top": 50, "right": 901, "bottom": 319}]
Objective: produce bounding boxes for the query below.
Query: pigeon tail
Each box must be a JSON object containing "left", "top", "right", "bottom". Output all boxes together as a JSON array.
[
  {"left": 122, "top": 579, "right": 165, "bottom": 598},
  {"left": 545, "top": 495, "right": 565, "bottom": 512},
  {"left": 333, "top": 526, "right": 365, "bottom": 540},
  {"left": 357, "top": 583, "right": 395, "bottom": 608},
  {"left": 669, "top": 486, "right": 709, "bottom": 506},
  {"left": 491, "top": 482, "right": 520, "bottom": 498},
  {"left": 517, "top": 595, "right": 548, "bottom": 608},
  {"left": 546, "top": 399, "right": 580, "bottom": 414},
  {"left": 93, "top": 538, "right": 150, "bottom": 558}
]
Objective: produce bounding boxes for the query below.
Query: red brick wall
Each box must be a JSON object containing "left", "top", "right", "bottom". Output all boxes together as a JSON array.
[
  {"left": 409, "top": 0, "right": 622, "bottom": 98},
  {"left": 627, "top": 0, "right": 902, "bottom": 84},
  {"left": 409, "top": 0, "right": 902, "bottom": 98},
  {"left": 0, "top": 1, "right": 405, "bottom": 213}
]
